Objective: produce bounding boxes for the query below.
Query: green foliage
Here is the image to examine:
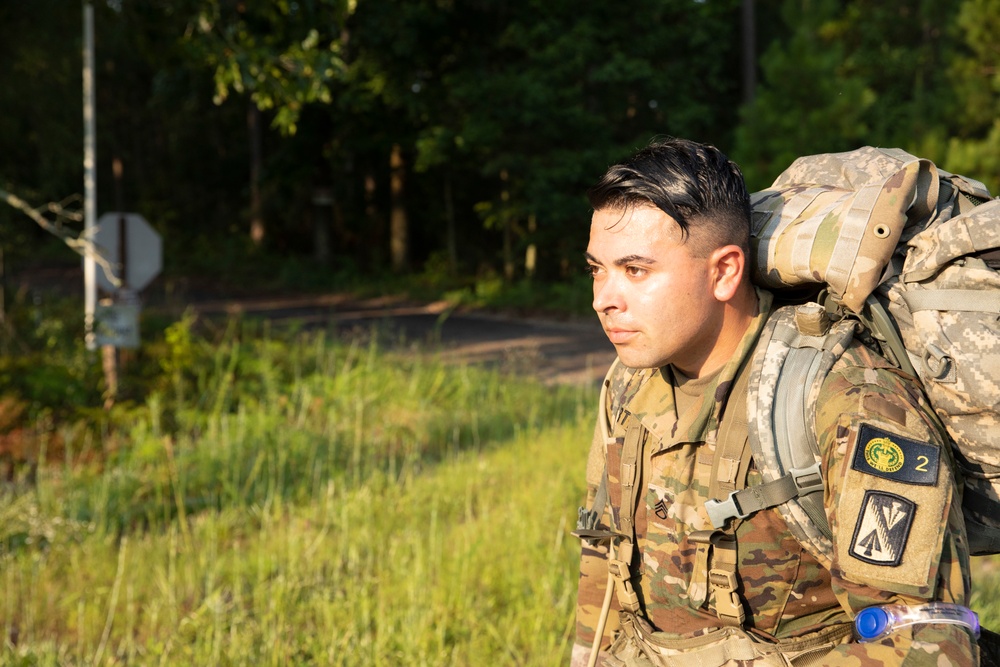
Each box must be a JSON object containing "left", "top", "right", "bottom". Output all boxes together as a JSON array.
[
  {"left": 0, "top": 295, "right": 104, "bottom": 422},
  {"left": 4, "top": 0, "right": 1000, "bottom": 298},
  {"left": 735, "top": 0, "right": 998, "bottom": 192},
  {"left": 0, "top": 317, "right": 594, "bottom": 664},
  {"left": 734, "top": 0, "right": 876, "bottom": 189},
  {"left": 186, "top": 0, "right": 353, "bottom": 135},
  {"left": 942, "top": 0, "right": 1000, "bottom": 193}
]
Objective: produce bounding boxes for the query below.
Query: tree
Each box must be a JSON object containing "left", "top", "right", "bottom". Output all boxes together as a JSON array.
[
  {"left": 733, "top": 0, "right": 875, "bottom": 189},
  {"left": 181, "top": 0, "right": 354, "bottom": 245},
  {"left": 944, "top": 0, "right": 1000, "bottom": 192},
  {"left": 734, "top": 0, "right": 982, "bottom": 190}
]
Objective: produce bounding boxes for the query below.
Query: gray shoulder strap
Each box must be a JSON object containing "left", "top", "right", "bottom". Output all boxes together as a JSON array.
[{"left": 705, "top": 304, "right": 855, "bottom": 568}]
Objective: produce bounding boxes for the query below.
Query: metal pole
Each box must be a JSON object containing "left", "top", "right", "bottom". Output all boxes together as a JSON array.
[{"left": 83, "top": 1, "right": 97, "bottom": 350}]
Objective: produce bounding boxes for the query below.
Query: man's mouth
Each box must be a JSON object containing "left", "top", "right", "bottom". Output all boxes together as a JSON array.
[{"left": 604, "top": 328, "right": 637, "bottom": 345}]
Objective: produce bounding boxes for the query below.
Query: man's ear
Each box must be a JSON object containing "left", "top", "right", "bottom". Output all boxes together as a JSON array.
[{"left": 710, "top": 244, "right": 746, "bottom": 302}]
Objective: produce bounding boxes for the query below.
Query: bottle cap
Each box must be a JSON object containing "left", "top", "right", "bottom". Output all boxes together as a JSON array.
[{"left": 855, "top": 607, "right": 891, "bottom": 640}]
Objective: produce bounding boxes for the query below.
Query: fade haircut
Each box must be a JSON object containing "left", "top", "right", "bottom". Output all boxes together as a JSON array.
[{"left": 587, "top": 137, "right": 751, "bottom": 258}]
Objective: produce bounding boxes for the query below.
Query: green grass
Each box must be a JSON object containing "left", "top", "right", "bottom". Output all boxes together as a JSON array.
[
  {"left": 0, "top": 322, "right": 595, "bottom": 665},
  {"left": 3, "top": 311, "right": 1000, "bottom": 666}
]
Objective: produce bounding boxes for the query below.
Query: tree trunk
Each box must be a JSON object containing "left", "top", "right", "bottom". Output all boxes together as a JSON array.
[
  {"left": 248, "top": 102, "right": 265, "bottom": 246},
  {"left": 389, "top": 143, "right": 409, "bottom": 273},
  {"left": 364, "top": 168, "right": 383, "bottom": 265},
  {"left": 525, "top": 213, "right": 537, "bottom": 279},
  {"left": 312, "top": 188, "right": 332, "bottom": 263},
  {"left": 444, "top": 172, "right": 457, "bottom": 273},
  {"left": 501, "top": 169, "right": 514, "bottom": 281},
  {"left": 741, "top": 0, "right": 757, "bottom": 105}
]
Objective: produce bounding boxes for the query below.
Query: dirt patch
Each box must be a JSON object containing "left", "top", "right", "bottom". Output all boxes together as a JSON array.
[{"left": 185, "top": 294, "right": 618, "bottom": 387}]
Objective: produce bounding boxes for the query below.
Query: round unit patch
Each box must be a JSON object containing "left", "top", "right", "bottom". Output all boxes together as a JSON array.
[{"left": 864, "top": 437, "right": 904, "bottom": 474}]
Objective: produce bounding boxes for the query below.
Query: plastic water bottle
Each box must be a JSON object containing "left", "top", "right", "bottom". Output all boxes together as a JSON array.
[{"left": 854, "top": 603, "right": 980, "bottom": 642}]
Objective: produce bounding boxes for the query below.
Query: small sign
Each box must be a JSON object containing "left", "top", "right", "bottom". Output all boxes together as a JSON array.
[{"left": 95, "top": 303, "right": 141, "bottom": 349}]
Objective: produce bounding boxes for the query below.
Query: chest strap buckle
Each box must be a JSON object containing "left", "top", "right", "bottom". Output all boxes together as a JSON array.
[{"left": 704, "top": 462, "right": 824, "bottom": 529}]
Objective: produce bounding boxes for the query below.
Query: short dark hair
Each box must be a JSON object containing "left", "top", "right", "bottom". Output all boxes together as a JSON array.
[{"left": 587, "top": 137, "right": 751, "bottom": 256}]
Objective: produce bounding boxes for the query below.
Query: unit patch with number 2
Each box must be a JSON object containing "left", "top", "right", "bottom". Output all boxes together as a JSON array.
[{"left": 851, "top": 424, "right": 940, "bottom": 485}]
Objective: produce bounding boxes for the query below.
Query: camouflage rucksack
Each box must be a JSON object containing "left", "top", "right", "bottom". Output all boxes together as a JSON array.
[{"left": 704, "top": 146, "right": 1000, "bottom": 559}]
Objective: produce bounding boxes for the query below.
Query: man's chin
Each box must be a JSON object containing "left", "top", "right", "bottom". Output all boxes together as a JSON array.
[{"left": 614, "top": 348, "right": 660, "bottom": 370}]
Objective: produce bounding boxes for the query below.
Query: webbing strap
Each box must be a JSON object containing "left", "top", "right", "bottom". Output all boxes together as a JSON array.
[
  {"left": 618, "top": 422, "right": 643, "bottom": 538},
  {"left": 689, "top": 530, "right": 746, "bottom": 628},
  {"left": 901, "top": 289, "right": 1000, "bottom": 313},
  {"left": 827, "top": 179, "right": 885, "bottom": 299},
  {"left": 705, "top": 463, "right": 823, "bottom": 529},
  {"left": 686, "top": 359, "right": 755, "bottom": 626},
  {"left": 713, "top": 359, "right": 754, "bottom": 496},
  {"left": 708, "top": 535, "right": 745, "bottom": 627},
  {"left": 609, "top": 538, "right": 641, "bottom": 613},
  {"left": 604, "top": 420, "right": 645, "bottom": 615},
  {"left": 573, "top": 359, "right": 621, "bottom": 544}
]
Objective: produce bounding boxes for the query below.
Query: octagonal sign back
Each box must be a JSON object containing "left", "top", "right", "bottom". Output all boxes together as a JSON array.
[{"left": 92, "top": 212, "right": 162, "bottom": 293}]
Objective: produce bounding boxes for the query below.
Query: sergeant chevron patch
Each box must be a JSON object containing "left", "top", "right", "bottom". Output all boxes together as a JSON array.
[{"left": 849, "top": 490, "right": 915, "bottom": 566}]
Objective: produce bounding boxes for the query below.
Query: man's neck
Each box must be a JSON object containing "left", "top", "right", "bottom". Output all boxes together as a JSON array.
[{"left": 684, "top": 286, "right": 759, "bottom": 379}]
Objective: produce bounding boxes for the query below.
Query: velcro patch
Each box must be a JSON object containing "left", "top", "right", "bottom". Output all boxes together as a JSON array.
[
  {"left": 851, "top": 423, "right": 939, "bottom": 485},
  {"left": 849, "top": 490, "right": 915, "bottom": 566}
]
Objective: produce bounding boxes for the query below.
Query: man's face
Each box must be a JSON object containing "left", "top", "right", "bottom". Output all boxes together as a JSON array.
[{"left": 586, "top": 205, "right": 723, "bottom": 375}]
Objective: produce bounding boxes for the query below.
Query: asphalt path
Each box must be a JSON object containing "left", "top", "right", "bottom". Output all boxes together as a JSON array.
[{"left": 187, "top": 293, "right": 618, "bottom": 386}]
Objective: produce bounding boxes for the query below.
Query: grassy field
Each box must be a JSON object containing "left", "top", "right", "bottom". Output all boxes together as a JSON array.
[
  {"left": 0, "top": 319, "right": 594, "bottom": 666},
  {"left": 2, "top": 316, "right": 999, "bottom": 665}
]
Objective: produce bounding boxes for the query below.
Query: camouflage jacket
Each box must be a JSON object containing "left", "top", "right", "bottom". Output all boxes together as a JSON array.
[{"left": 573, "top": 289, "right": 976, "bottom": 666}]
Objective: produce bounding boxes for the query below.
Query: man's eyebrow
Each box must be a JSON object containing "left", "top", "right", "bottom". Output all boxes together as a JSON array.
[
  {"left": 613, "top": 254, "right": 658, "bottom": 266},
  {"left": 584, "top": 252, "right": 658, "bottom": 267}
]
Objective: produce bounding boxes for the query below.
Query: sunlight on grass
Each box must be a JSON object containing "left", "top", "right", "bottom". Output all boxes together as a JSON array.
[
  {"left": 5, "top": 313, "right": 998, "bottom": 665},
  {"left": 0, "top": 323, "right": 596, "bottom": 665}
]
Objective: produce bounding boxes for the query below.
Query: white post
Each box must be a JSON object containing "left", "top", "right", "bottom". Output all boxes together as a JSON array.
[{"left": 83, "top": 2, "right": 97, "bottom": 350}]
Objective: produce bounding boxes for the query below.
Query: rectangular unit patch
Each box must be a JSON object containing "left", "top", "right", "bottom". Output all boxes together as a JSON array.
[
  {"left": 849, "top": 490, "right": 915, "bottom": 566},
  {"left": 851, "top": 423, "right": 939, "bottom": 485}
]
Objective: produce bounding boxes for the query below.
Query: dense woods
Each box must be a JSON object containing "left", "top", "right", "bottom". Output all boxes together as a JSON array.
[{"left": 3, "top": 0, "right": 999, "bottom": 291}]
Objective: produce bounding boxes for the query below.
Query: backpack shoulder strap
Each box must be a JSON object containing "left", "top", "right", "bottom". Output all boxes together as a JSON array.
[
  {"left": 705, "top": 303, "right": 855, "bottom": 568},
  {"left": 573, "top": 359, "right": 620, "bottom": 543}
]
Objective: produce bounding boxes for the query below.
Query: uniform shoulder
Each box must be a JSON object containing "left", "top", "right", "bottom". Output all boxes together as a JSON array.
[
  {"left": 821, "top": 338, "right": 933, "bottom": 428},
  {"left": 828, "top": 339, "right": 919, "bottom": 389}
]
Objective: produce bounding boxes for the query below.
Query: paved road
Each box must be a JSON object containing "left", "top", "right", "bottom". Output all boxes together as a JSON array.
[{"left": 187, "top": 293, "right": 618, "bottom": 386}]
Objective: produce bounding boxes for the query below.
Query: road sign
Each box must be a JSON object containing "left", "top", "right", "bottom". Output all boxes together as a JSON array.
[
  {"left": 92, "top": 212, "right": 162, "bottom": 292},
  {"left": 94, "top": 302, "right": 140, "bottom": 348}
]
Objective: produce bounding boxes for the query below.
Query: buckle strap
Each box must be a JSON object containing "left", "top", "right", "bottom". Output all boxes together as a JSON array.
[
  {"left": 706, "top": 534, "right": 746, "bottom": 628},
  {"left": 617, "top": 423, "right": 643, "bottom": 537},
  {"left": 573, "top": 468, "right": 611, "bottom": 544},
  {"left": 708, "top": 568, "right": 746, "bottom": 627},
  {"left": 704, "top": 462, "right": 824, "bottom": 529},
  {"left": 608, "top": 539, "right": 641, "bottom": 613}
]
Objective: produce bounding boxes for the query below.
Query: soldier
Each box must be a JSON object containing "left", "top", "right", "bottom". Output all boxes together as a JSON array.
[{"left": 572, "top": 138, "right": 978, "bottom": 666}]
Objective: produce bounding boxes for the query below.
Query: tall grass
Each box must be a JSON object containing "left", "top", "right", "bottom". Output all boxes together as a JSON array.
[
  {"left": 0, "top": 318, "right": 595, "bottom": 665},
  {"left": 3, "top": 314, "right": 999, "bottom": 666}
]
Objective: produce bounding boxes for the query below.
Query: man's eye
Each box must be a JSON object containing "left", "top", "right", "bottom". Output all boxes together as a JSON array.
[
  {"left": 625, "top": 265, "right": 646, "bottom": 277},
  {"left": 585, "top": 264, "right": 601, "bottom": 277}
]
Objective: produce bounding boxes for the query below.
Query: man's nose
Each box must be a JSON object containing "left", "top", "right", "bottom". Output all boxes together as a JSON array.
[{"left": 592, "top": 274, "right": 624, "bottom": 313}]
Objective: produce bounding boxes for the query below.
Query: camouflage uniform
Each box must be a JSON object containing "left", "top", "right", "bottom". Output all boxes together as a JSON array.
[{"left": 573, "top": 289, "right": 977, "bottom": 666}]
